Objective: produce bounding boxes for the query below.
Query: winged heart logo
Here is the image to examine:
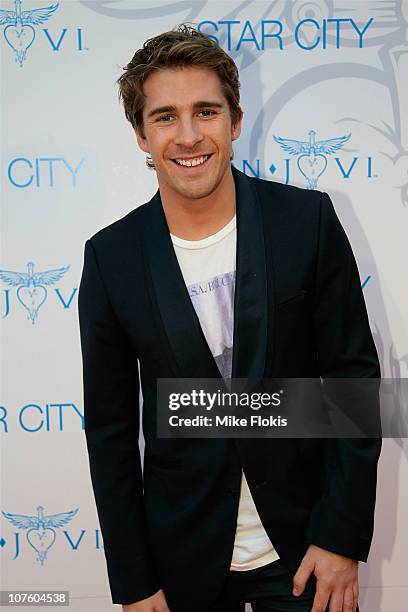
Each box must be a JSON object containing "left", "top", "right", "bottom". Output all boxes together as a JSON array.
[
  {"left": 0, "top": 261, "right": 69, "bottom": 324},
  {"left": 274, "top": 130, "right": 351, "bottom": 189},
  {"left": 2, "top": 505, "right": 78, "bottom": 565},
  {"left": 0, "top": 0, "right": 59, "bottom": 66}
]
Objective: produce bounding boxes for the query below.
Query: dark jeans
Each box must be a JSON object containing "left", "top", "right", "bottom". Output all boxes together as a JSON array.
[{"left": 201, "top": 559, "right": 360, "bottom": 612}]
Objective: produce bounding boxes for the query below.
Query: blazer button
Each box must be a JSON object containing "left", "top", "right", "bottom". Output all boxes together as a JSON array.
[{"left": 228, "top": 487, "right": 238, "bottom": 496}]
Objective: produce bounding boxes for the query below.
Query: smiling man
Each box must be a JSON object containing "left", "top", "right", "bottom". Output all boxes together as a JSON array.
[
  {"left": 78, "top": 25, "right": 381, "bottom": 612},
  {"left": 135, "top": 65, "right": 239, "bottom": 243}
]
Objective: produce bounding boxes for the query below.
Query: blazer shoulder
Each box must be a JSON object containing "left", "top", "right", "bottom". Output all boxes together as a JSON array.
[
  {"left": 86, "top": 200, "right": 149, "bottom": 253},
  {"left": 250, "top": 175, "right": 323, "bottom": 212}
]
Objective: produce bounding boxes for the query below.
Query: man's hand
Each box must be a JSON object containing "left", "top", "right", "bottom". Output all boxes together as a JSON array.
[
  {"left": 293, "top": 544, "right": 359, "bottom": 612},
  {"left": 122, "top": 589, "right": 170, "bottom": 612}
]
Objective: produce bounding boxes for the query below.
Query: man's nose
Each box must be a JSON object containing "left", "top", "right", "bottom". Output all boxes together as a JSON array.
[{"left": 173, "top": 117, "right": 204, "bottom": 149}]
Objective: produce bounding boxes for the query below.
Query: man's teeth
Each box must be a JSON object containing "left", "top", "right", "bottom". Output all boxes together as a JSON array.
[{"left": 174, "top": 155, "right": 209, "bottom": 167}]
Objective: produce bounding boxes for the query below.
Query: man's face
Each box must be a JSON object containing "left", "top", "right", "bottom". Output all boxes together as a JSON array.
[{"left": 136, "top": 66, "right": 242, "bottom": 201}]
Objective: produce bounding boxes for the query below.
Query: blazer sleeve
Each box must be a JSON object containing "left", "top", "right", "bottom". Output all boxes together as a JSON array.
[
  {"left": 305, "top": 192, "right": 382, "bottom": 562},
  {"left": 78, "top": 239, "right": 160, "bottom": 604}
]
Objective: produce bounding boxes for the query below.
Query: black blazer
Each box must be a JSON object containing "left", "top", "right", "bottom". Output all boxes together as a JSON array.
[{"left": 78, "top": 165, "right": 381, "bottom": 610}]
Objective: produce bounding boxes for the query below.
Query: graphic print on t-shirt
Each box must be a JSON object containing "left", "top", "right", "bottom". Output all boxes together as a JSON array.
[{"left": 187, "top": 270, "right": 236, "bottom": 380}]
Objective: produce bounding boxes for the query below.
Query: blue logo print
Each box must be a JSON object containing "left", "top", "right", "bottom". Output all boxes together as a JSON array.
[
  {"left": 0, "top": 262, "right": 69, "bottom": 324},
  {"left": 0, "top": 0, "right": 59, "bottom": 66},
  {"left": 273, "top": 130, "right": 351, "bottom": 189},
  {"left": 2, "top": 505, "right": 78, "bottom": 564}
]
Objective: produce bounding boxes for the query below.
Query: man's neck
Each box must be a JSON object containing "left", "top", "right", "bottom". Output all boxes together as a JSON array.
[{"left": 158, "top": 167, "right": 236, "bottom": 240}]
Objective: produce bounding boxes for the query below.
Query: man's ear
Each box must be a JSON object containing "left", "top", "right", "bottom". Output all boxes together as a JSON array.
[
  {"left": 134, "top": 127, "right": 149, "bottom": 154},
  {"left": 231, "top": 107, "right": 243, "bottom": 142}
]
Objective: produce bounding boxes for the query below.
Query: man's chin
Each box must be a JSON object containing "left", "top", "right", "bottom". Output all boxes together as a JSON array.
[{"left": 169, "top": 177, "right": 220, "bottom": 200}]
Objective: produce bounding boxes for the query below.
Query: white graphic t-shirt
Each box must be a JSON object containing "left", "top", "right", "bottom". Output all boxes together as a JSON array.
[{"left": 171, "top": 216, "right": 279, "bottom": 571}]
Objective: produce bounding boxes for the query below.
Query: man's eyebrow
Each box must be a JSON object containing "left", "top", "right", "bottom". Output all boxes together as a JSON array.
[
  {"left": 146, "top": 101, "right": 224, "bottom": 119},
  {"left": 193, "top": 101, "right": 224, "bottom": 109}
]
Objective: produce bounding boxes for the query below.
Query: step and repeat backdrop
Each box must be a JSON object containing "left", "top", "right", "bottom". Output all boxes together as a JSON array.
[{"left": 1, "top": 1, "right": 408, "bottom": 610}]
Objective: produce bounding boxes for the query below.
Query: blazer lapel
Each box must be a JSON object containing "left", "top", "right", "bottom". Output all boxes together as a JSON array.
[
  {"left": 231, "top": 165, "right": 268, "bottom": 380},
  {"left": 141, "top": 165, "right": 269, "bottom": 383},
  {"left": 142, "top": 189, "right": 221, "bottom": 379}
]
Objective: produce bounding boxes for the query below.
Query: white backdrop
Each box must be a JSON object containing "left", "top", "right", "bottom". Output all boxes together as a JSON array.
[{"left": 1, "top": 1, "right": 407, "bottom": 610}]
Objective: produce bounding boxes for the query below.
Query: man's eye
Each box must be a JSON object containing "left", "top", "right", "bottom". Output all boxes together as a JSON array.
[
  {"left": 158, "top": 115, "right": 174, "bottom": 122},
  {"left": 198, "top": 110, "right": 216, "bottom": 117}
]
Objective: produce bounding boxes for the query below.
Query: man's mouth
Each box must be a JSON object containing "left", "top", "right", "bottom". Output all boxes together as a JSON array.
[{"left": 171, "top": 154, "right": 213, "bottom": 168}]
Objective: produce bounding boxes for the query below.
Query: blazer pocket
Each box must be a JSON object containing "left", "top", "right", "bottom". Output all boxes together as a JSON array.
[{"left": 276, "top": 290, "right": 308, "bottom": 310}]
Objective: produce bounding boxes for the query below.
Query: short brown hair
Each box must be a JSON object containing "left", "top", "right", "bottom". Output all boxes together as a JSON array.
[{"left": 117, "top": 23, "right": 241, "bottom": 138}]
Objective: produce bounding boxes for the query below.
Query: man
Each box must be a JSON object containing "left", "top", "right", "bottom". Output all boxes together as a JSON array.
[{"left": 78, "top": 24, "right": 381, "bottom": 612}]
